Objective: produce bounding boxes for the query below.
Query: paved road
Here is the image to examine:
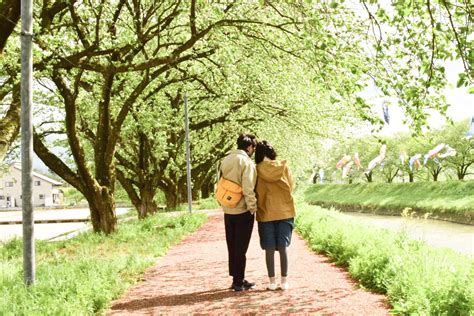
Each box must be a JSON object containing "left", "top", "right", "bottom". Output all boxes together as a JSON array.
[{"left": 0, "top": 207, "right": 130, "bottom": 241}]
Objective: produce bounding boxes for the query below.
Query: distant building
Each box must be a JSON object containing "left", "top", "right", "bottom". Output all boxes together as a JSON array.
[{"left": 0, "top": 163, "right": 63, "bottom": 208}]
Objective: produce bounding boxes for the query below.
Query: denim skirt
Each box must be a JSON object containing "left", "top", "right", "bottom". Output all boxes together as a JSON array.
[{"left": 258, "top": 218, "right": 294, "bottom": 250}]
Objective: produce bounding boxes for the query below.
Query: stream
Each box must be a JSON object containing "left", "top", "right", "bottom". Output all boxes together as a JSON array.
[{"left": 343, "top": 212, "right": 474, "bottom": 257}]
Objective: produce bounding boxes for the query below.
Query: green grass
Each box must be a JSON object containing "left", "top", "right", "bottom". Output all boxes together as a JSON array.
[
  {"left": 63, "top": 186, "right": 133, "bottom": 207},
  {"left": 194, "top": 197, "right": 220, "bottom": 210},
  {"left": 62, "top": 187, "right": 88, "bottom": 207},
  {"left": 296, "top": 204, "right": 474, "bottom": 315},
  {"left": 305, "top": 181, "right": 474, "bottom": 220},
  {"left": 0, "top": 212, "right": 207, "bottom": 315}
]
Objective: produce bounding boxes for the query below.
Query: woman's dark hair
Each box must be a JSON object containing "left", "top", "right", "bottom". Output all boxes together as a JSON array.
[
  {"left": 255, "top": 140, "right": 277, "bottom": 164},
  {"left": 237, "top": 133, "right": 257, "bottom": 150}
]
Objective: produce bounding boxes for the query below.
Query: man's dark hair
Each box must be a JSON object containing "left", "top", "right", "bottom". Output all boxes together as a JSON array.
[
  {"left": 237, "top": 133, "right": 257, "bottom": 150},
  {"left": 255, "top": 140, "right": 277, "bottom": 164}
]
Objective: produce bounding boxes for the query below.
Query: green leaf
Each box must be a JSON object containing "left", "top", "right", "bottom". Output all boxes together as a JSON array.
[{"left": 456, "top": 73, "right": 466, "bottom": 88}]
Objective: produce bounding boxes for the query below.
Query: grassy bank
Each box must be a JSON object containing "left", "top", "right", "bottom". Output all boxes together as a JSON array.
[
  {"left": 295, "top": 204, "right": 474, "bottom": 315},
  {"left": 305, "top": 181, "right": 474, "bottom": 224},
  {"left": 1, "top": 212, "right": 207, "bottom": 315}
]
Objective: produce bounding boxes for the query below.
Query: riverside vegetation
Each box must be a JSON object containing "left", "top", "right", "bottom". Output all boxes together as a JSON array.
[
  {"left": 304, "top": 181, "right": 474, "bottom": 224},
  {"left": 2, "top": 1, "right": 471, "bottom": 234},
  {"left": 296, "top": 204, "right": 474, "bottom": 315},
  {"left": 0, "top": 212, "right": 206, "bottom": 315}
]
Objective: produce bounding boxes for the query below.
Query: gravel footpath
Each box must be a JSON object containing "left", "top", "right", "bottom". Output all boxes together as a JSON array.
[{"left": 109, "top": 212, "right": 390, "bottom": 315}]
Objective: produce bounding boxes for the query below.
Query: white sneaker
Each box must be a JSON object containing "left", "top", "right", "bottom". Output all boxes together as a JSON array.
[
  {"left": 281, "top": 283, "right": 290, "bottom": 290},
  {"left": 267, "top": 283, "right": 278, "bottom": 291}
]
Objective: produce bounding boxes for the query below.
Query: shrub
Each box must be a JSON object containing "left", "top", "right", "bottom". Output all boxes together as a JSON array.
[{"left": 296, "top": 204, "right": 474, "bottom": 315}]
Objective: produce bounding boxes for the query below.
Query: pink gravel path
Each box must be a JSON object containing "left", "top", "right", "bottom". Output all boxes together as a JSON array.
[{"left": 109, "top": 212, "right": 390, "bottom": 315}]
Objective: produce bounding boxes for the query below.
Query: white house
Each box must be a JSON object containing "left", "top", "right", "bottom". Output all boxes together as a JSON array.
[{"left": 0, "top": 163, "right": 63, "bottom": 208}]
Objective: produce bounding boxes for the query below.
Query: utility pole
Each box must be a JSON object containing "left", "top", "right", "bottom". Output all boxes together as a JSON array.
[
  {"left": 20, "top": 0, "right": 35, "bottom": 285},
  {"left": 184, "top": 93, "right": 192, "bottom": 213}
]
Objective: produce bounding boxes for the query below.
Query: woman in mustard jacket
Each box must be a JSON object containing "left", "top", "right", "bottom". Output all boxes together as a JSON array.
[{"left": 255, "top": 141, "right": 296, "bottom": 290}]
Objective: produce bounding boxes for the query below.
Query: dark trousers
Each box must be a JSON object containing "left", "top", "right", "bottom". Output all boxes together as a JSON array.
[{"left": 224, "top": 211, "right": 254, "bottom": 286}]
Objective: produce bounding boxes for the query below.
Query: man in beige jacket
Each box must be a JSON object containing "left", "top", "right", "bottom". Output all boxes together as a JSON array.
[{"left": 220, "top": 133, "right": 258, "bottom": 292}]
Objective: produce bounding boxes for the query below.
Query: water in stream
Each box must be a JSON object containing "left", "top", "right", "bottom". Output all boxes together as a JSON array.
[{"left": 343, "top": 212, "right": 474, "bottom": 257}]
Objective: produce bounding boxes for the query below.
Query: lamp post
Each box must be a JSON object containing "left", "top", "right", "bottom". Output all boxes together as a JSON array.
[{"left": 20, "top": 0, "right": 35, "bottom": 285}]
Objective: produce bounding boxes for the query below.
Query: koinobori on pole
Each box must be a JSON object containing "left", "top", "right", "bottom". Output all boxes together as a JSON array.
[{"left": 20, "top": 0, "right": 35, "bottom": 285}]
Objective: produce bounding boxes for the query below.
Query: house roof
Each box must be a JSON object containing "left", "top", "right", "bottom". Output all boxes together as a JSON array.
[{"left": 12, "top": 163, "right": 63, "bottom": 186}]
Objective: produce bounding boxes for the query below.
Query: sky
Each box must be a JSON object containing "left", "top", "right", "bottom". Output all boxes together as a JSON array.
[
  {"left": 371, "top": 60, "right": 473, "bottom": 136},
  {"left": 375, "top": 94, "right": 473, "bottom": 137}
]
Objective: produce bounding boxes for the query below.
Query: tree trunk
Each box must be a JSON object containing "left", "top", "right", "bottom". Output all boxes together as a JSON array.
[
  {"left": 116, "top": 168, "right": 157, "bottom": 219},
  {"left": 164, "top": 189, "right": 180, "bottom": 210},
  {"left": 178, "top": 180, "right": 191, "bottom": 205},
  {"left": 192, "top": 183, "right": 200, "bottom": 200},
  {"left": 86, "top": 186, "right": 117, "bottom": 234},
  {"left": 201, "top": 182, "right": 211, "bottom": 199},
  {"left": 430, "top": 167, "right": 442, "bottom": 182},
  {"left": 386, "top": 169, "right": 398, "bottom": 183},
  {"left": 0, "top": 0, "right": 21, "bottom": 53},
  {"left": 408, "top": 172, "right": 414, "bottom": 182},
  {"left": 199, "top": 172, "right": 217, "bottom": 199},
  {"left": 0, "top": 88, "right": 20, "bottom": 162},
  {"left": 457, "top": 164, "right": 471, "bottom": 180},
  {"left": 365, "top": 171, "right": 373, "bottom": 183},
  {"left": 88, "top": 72, "right": 118, "bottom": 233},
  {"left": 137, "top": 185, "right": 158, "bottom": 219}
]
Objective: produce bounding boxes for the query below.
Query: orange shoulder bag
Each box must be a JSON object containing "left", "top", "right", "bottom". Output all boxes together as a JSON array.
[{"left": 215, "top": 177, "right": 243, "bottom": 208}]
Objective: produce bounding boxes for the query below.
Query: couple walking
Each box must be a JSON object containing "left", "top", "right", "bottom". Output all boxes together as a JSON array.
[{"left": 218, "top": 133, "right": 296, "bottom": 292}]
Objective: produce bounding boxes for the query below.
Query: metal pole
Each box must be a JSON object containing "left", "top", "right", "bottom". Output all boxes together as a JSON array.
[
  {"left": 20, "top": 0, "right": 35, "bottom": 285},
  {"left": 184, "top": 93, "right": 192, "bottom": 213}
]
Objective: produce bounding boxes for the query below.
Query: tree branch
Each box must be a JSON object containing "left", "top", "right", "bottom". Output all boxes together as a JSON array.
[
  {"left": 33, "top": 132, "right": 83, "bottom": 192},
  {"left": 0, "top": 0, "right": 20, "bottom": 54},
  {"left": 441, "top": 0, "right": 471, "bottom": 82},
  {"left": 190, "top": 0, "right": 197, "bottom": 36}
]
